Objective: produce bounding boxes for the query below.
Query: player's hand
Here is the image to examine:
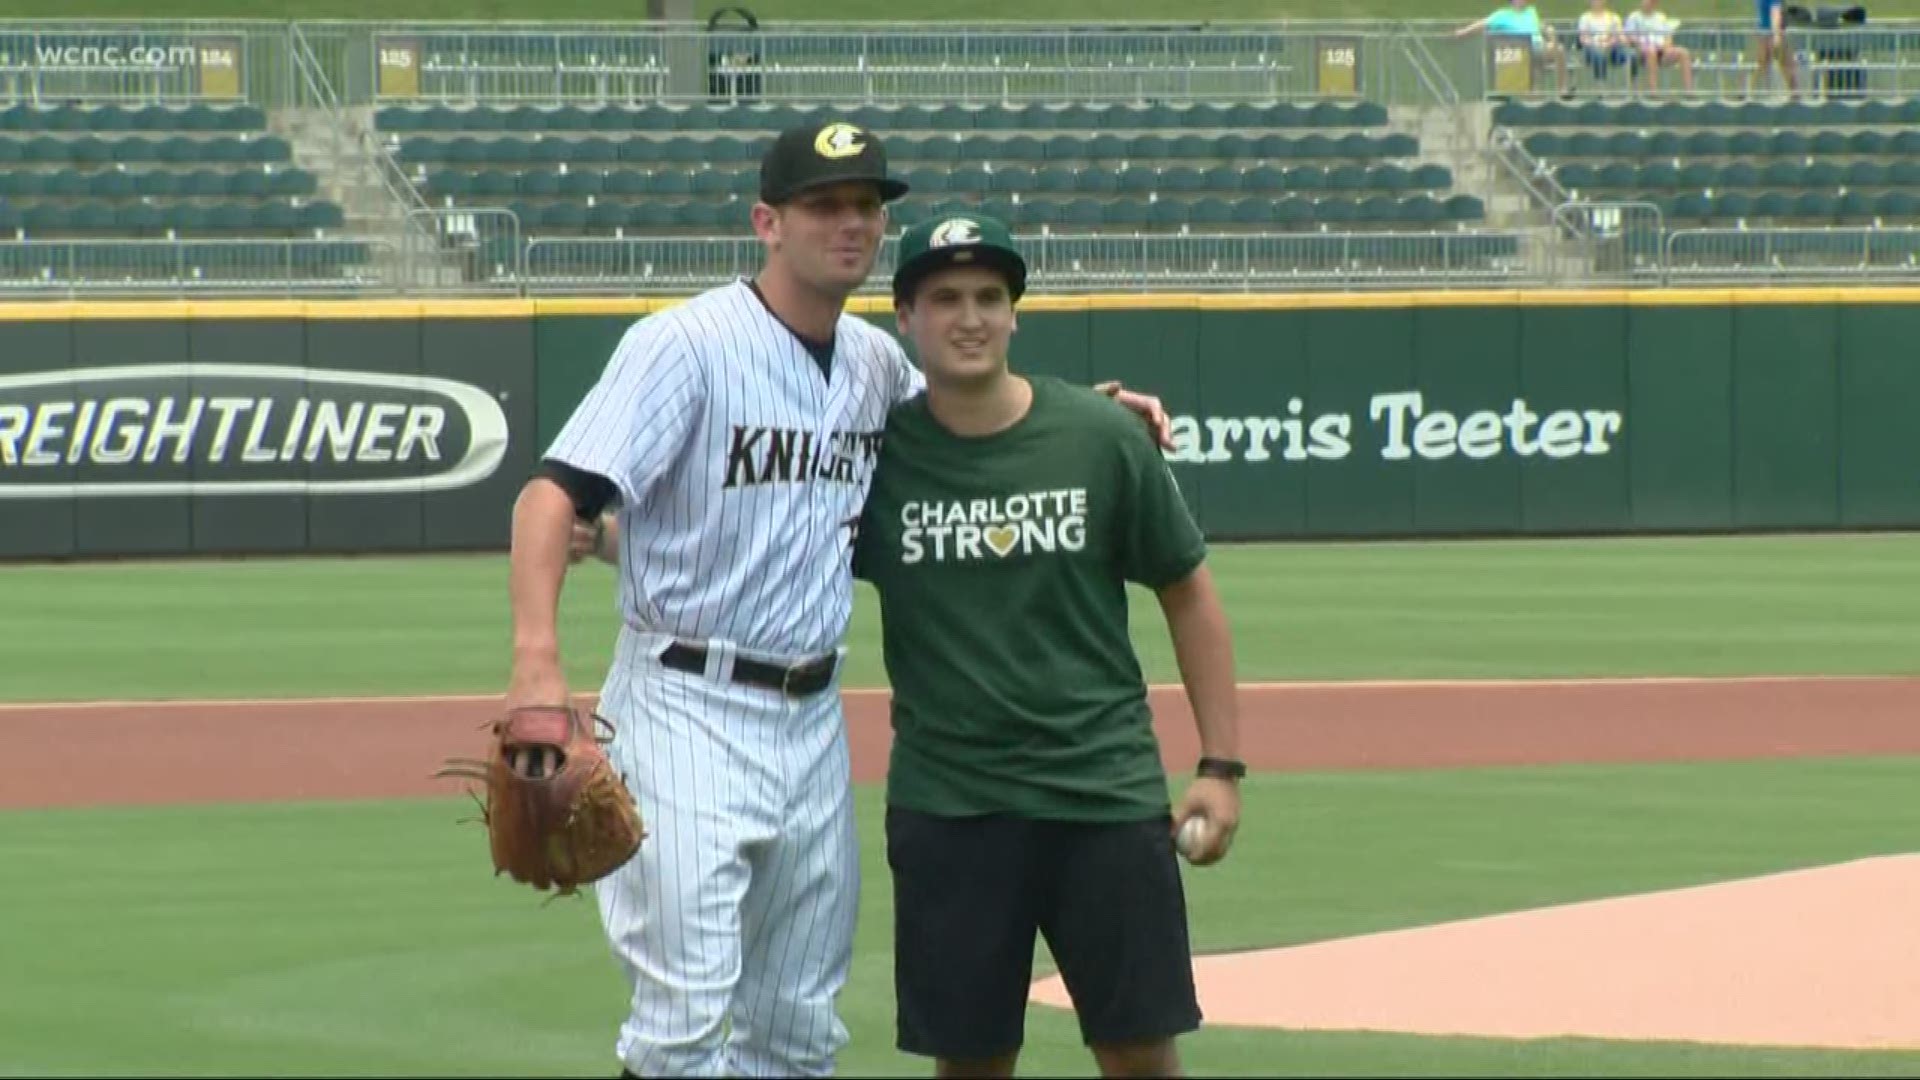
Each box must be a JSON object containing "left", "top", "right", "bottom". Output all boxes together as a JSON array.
[
  {"left": 1172, "top": 777, "right": 1241, "bottom": 867},
  {"left": 1094, "top": 380, "right": 1174, "bottom": 451},
  {"left": 506, "top": 653, "right": 572, "bottom": 716},
  {"left": 567, "top": 516, "right": 605, "bottom": 565}
]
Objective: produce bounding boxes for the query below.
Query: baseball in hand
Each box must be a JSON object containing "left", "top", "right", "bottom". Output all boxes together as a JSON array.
[{"left": 1175, "top": 815, "right": 1212, "bottom": 863}]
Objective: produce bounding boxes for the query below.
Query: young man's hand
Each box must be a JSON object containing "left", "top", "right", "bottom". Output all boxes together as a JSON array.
[{"left": 1172, "top": 777, "right": 1241, "bottom": 866}]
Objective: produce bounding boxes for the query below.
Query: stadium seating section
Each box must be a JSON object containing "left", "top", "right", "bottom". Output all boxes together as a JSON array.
[
  {"left": 1497, "top": 97, "right": 1920, "bottom": 226},
  {"left": 0, "top": 101, "right": 362, "bottom": 288},
  {"left": 378, "top": 99, "right": 1489, "bottom": 235}
]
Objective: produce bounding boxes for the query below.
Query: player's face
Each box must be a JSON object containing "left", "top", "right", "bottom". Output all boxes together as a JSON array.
[
  {"left": 759, "top": 181, "right": 887, "bottom": 296},
  {"left": 897, "top": 265, "right": 1017, "bottom": 388}
]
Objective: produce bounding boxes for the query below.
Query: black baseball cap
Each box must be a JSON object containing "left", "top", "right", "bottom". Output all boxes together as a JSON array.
[{"left": 759, "top": 120, "right": 910, "bottom": 205}]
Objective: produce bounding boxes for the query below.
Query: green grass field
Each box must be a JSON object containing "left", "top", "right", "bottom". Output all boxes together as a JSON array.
[
  {"left": 17, "top": 0, "right": 1920, "bottom": 26},
  {"left": 5, "top": 534, "right": 1919, "bottom": 701},
  {"left": 4, "top": 534, "right": 1919, "bottom": 1077}
]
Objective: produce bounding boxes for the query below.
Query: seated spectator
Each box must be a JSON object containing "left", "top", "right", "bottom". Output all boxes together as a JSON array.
[
  {"left": 1456, "top": 0, "right": 1570, "bottom": 94},
  {"left": 1625, "top": 0, "right": 1695, "bottom": 91},
  {"left": 1577, "top": 0, "right": 1635, "bottom": 86}
]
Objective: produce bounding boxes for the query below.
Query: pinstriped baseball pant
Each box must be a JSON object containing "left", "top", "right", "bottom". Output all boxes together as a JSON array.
[{"left": 592, "top": 627, "right": 858, "bottom": 1078}]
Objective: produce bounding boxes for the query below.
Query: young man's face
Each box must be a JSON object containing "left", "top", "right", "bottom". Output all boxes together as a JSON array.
[
  {"left": 755, "top": 180, "right": 888, "bottom": 297},
  {"left": 896, "top": 264, "right": 1018, "bottom": 388}
]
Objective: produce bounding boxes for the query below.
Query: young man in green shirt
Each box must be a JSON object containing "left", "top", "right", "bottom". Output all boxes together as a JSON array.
[{"left": 854, "top": 214, "right": 1246, "bottom": 1079}]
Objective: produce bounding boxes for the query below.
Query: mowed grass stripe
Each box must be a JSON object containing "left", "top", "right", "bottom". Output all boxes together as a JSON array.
[{"left": 4, "top": 534, "right": 1918, "bottom": 702}]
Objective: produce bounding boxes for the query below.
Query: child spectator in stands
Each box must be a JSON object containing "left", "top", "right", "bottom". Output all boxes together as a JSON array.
[
  {"left": 1577, "top": 0, "right": 1634, "bottom": 89},
  {"left": 1753, "top": 0, "right": 1801, "bottom": 95},
  {"left": 1455, "top": 0, "right": 1570, "bottom": 94},
  {"left": 1625, "top": 0, "right": 1695, "bottom": 92}
]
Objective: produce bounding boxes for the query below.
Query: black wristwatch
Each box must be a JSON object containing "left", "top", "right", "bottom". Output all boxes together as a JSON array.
[{"left": 1196, "top": 756, "right": 1247, "bottom": 782}]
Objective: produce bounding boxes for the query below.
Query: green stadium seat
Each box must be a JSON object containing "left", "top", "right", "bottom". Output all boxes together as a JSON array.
[
  {"left": 1397, "top": 194, "right": 1445, "bottom": 226},
  {"left": 91, "top": 169, "right": 137, "bottom": 199},
  {"left": 1128, "top": 134, "right": 1170, "bottom": 160},
  {"left": 1638, "top": 161, "right": 1681, "bottom": 190},
  {"left": 1751, "top": 191, "right": 1795, "bottom": 218},
  {"left": 119, "top": 203, "right": 167, "bottom": 232},
  {"left": 1676, "top": 161, "right": 1716, "bottom": 189},
  {"left": 1165, "top": 133, "right": 1209, "bottom": 160},
  {"left": 183, "top": 170, "right": 226, "bottom": 198},
  {"left": 1409, "top": 162, "right": 1451, "bottom": 191},
  {"left": 1325, "top": 163, "right": 1368, "bottom": 191},
  {"left": 1159, "top": 166, "right": 1204, "bottom": 193},
  {"left": 1240, "top": 165, "right": 1285, "bottom": 192},
  {"left": 1849, "top": 130, "right": 1888, "bottom": 154},
  {"left": 996, "top": 135, "right": 1045, "bottom": 163},
  {"left": 990, "top": 166, "right": 1035, "bottom": 194},
  {"left": 559, "top": 170, "right": 606, "bottom": 198},
  {"left": 948, "top": 165, "right": 990, "bottom": 193},
  {"left": 1596, "top": 161, "right": 1638, "bottom": 189},
  {"left": 584, "top": 202, "right": 628, "bottom": 230},
  {"left": 1074, "top": 168, "right": 1118, "bottom": 195},
  {"left": 1761, "top": 160, "right": 1806, "bottom": 187},
  {"left": 1893, "top": 130, "right": 1920, "bottom": 156},
  {"left": 1803, "top": 160, "right": 1844, "bottom": 189},
  {"left": 1186, "top": 196, "right": 1232, "bottom": 227},
  {"left": 1444, "top": 194, "right": 1485, "bottom": 222},
  {"left": 1523, "top": 132, "right": 1564, "bottom": 159},
  {"left": 1877, "top": 191, "right": 1918, "bottom": 218},
  {"left": 1685, "top": 131, "right": 1730, "bottom": 157},
  {"left": 1606, "top": 131, "right": 1649, "bottom": 158},
  {"left": 1793, "top": 191, "right": 1837, "bottom": 219},
  {"left": 1032, "top": 165, "right": 1076, "bottom": 194},
  {"left": 1890, "top": 160, "right": 1920, "bottom": 187},
  {"left": 1719, "top": 161, "right": 1760, "bottom": 189},
  {"left": 1555, "top": 162, "right": 1596, "bottom": 189},
  {"left": 1057, "top": 198, "right": 1103, "bottom": 228},
  {"left": 1312, "top": 197, "right": 1357, "bottom": 227},
  {"left": 1200, "top": 164, "right": 1242, "bottom": 192},
  {"left": 519, "top": 170, "right": 561, "bottom": 197},
  {"left": 1668, "top": 192, "right": 1712, "bottom": 220},
  {"left": 1713, "top": 192, "right": 1754, "bottom": 219},
  {"left": 650, "top": 170, "right": 694, "bottom": 197},
  {"left": 1118, "top": 167, "right": 1156, "bottom": 194},
  {"left": 904, "top": 166, "right": 948, "bottom": 195},
  {"left": 272, "top": 169, "right": 318, "bottom": 198},
  {"left": 229, "top": 170, "right": 272, "bottom": 198},
  {"left": 1809, "top": 130, "right": 1850, "bottom": 156},
  {"left": 257, "top": 202, "right": 302, "bottom": 231},
  {"left": 1229, "top": 197, "right": 1272, "bottom": 226},
  {"left": 1354, "top": 194, "right": 1399, "bottom": 222},
  {"left": 1282, "top": 165, "right": 1326, "bottom": 193},
  {"left": 1837, "top": 191, "right": 1877, "bottom": 220},
  {"left": 1075, "top": 134, "right": 1118, "bottom": 161},
  {"left": 1564, "top": 132, "right": 1605, "bottom": 158},
  {"left": 1770, "top": 131, "right": 1810, "bottom": 156},
  {"left": 598, "top": 170, "right": 645, "bottom": 198},
  {"left": 1646, "top": 130, "right": 1685, "bottom": 159},
  {"left": 469, "top": 169, "right": 516, "bottom": 199},
  {"left": 1845, "top": 160, "right": 1888, "bottom": 187}
]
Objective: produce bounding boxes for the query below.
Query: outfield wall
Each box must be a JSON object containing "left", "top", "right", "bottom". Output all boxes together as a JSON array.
[{"left": 3, "top": 290, "right": 1917, "bottom": 558}]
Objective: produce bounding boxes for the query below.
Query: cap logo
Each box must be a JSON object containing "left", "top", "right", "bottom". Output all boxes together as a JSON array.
[
  {"left": 929, "top": 218, "right": 982, "bottom": 248},
  {"left": 814, "top": 123, "right": 868, "bottom": 159}
]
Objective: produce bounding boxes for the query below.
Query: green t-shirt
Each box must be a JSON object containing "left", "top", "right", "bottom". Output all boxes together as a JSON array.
[{"left": 854, "top": 375, "right": 1208, "bottom": 822}]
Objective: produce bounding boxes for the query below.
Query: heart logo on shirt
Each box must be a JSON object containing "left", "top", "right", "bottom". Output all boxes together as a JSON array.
[{"left": 984, "top": 525, "right": 1018, "bottom": 557}]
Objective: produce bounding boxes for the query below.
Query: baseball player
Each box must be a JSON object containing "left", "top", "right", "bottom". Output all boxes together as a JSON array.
[
  {"left": 512, "top": 121, "right": 1172, "bottom": 1079},
  {"left": 851, "top": 213, "right": 1245, "bottom": 1078}
]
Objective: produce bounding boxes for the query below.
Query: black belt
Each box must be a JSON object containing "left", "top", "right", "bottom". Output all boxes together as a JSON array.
[{"left": 659, "top": 641, "right": 839, "bottom": 698}]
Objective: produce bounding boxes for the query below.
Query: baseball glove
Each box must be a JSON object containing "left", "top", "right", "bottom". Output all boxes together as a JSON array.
[{"left": 436, "top": 705, "right": 646, "bottom": 897}]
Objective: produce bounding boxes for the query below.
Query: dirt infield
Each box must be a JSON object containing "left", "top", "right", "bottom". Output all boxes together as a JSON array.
[{"left": 3, "top": 675, "right": 1918, "bottom": 809}]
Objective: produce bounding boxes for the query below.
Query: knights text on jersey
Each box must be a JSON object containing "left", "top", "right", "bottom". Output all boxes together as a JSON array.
[{"left": 544, "top": 280, "right": 924, "bottom": 658}]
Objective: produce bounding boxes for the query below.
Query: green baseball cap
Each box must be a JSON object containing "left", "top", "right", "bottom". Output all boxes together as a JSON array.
[{"left": 892, "top": 212, "right": 1028, "bottom": 305}]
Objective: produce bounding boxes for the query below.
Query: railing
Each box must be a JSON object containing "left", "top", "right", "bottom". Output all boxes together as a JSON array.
[
  {"left": 519, "top": 230, "right": 1530, "bottom": 295},
  {"left": 1550, "top": 200, "right": 1666, "bottom": 284},
  {"left": 0, "top": 236, "right": 397, "bottom": 296},
  {"left": 1666, "top": 227, "right": 1920, "bottom": 284},
  {"left": 8, "top": 20, "right": 1920, "bottom": 108},
  {"left": 403, "top": 206, "right": 523, "bottom": 293},
  {"left": 0, "top": 21, "right": 286, "bottom": 104}
]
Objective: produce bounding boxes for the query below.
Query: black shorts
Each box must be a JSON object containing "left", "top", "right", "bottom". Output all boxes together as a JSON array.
[{"left": 884, "top": 806, "right": 1203, "bottom": 1059}]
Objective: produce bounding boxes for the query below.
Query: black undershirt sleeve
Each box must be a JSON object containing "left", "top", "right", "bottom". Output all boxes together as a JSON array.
[{"left": 533, "top": 458, "right": 618, "bottom": 519}]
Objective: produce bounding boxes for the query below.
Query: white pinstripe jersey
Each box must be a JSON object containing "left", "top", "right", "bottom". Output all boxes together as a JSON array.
[{"left": 545, "top": 279, "right": 923, "bottom": 658}]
